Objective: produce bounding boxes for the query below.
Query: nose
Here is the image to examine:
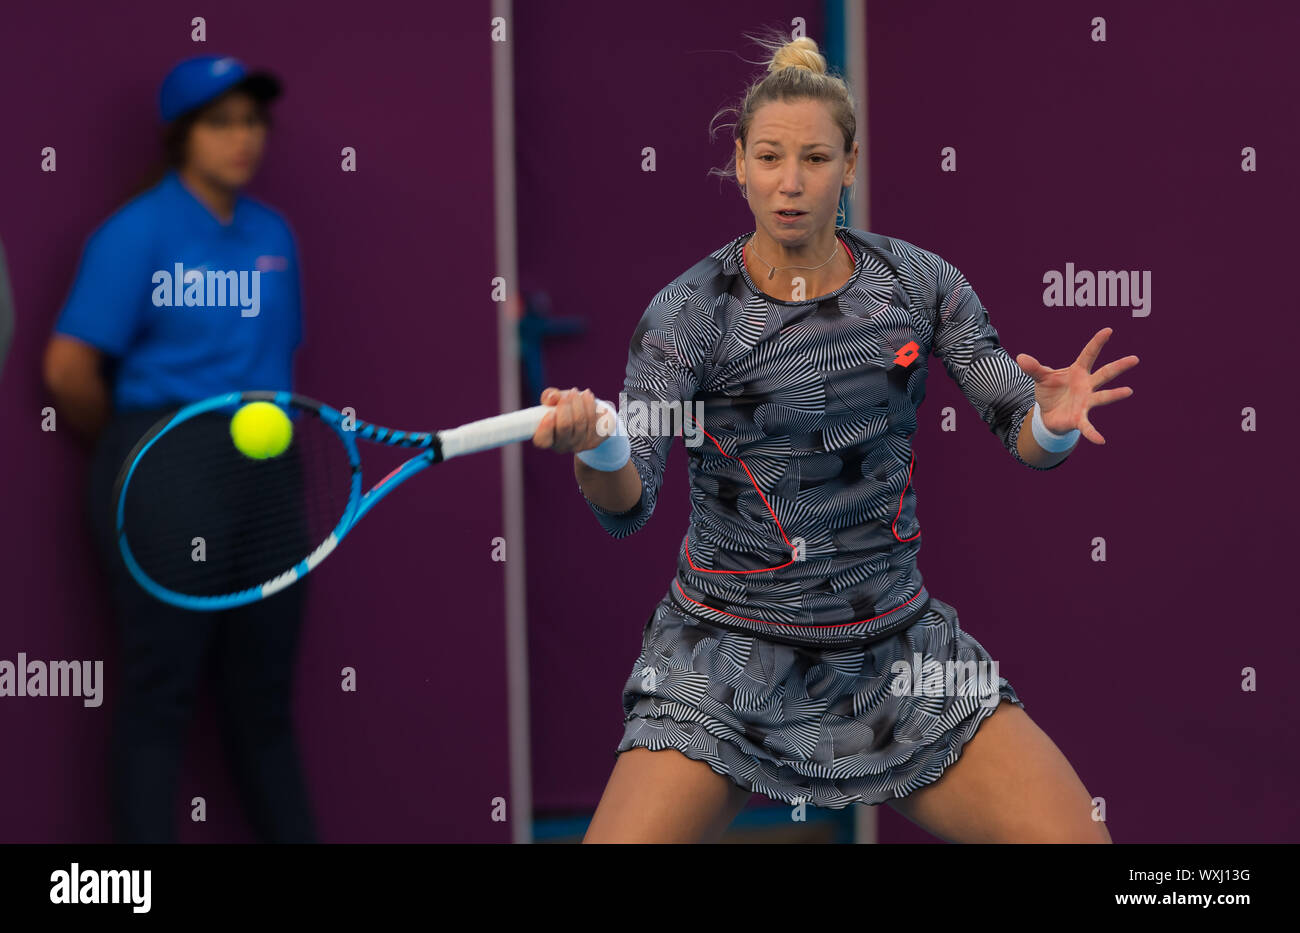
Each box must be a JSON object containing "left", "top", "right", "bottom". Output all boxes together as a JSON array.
[{"left": 779, "top": 162, "right": 803, "bottom": 198}]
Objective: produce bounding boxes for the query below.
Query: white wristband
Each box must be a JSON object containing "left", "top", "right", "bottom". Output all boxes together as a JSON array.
[
  {"left": 576, "top": 399, "right": 630, "bottom": 471},
  {"left": 1030, "top": 401, "right": 1080, "bottom": 452}
]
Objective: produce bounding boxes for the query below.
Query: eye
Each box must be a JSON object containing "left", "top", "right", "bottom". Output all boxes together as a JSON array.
[
  {"left": 809, "top": 154, "right": 828, "bottom": 163},
  {"left": 758, "top": 153, "right": 777, "bottom": 162}
]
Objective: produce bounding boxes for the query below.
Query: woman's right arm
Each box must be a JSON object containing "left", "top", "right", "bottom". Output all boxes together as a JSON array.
[
  {"left": 532, "top": 386, "right": 643, "bottom": 513},
  {"left": 574, "top": 458, "right": 641, "bottom": 513},
  {"left": 545, "top": 311, "right": 714, "bottom": 541},
  {"left": 43, "top": 335, "right": 111, "bottom": 441}
]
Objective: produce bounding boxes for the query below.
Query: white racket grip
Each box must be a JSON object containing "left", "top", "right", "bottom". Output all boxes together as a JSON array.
[{"left": 438, "top": 405, "right": 550, "bottom": 460}]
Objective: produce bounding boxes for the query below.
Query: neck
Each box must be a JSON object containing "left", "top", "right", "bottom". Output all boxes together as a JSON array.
[
  {"left": 745, "top": 226, "right": 849, "bottom": 298},
  {"left": 177, "top": 166, "right": 237, "bottom": 224}
]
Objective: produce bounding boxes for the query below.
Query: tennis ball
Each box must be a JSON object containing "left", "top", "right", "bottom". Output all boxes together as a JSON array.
[{"left": 230, "top": 401, "right": 293, "bottom": 459}]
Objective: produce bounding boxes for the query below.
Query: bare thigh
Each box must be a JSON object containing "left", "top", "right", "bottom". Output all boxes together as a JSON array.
[
  {"left": 583, "top": 747, "right": 753, "bottom": 843},
  {"left": 885, "top": 699, "right": 1111, "bottom": 843}
]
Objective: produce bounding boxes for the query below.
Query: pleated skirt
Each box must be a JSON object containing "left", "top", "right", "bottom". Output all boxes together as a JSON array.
[{"left": 615, "top": 591, "right": 1024, "bottom": 809}]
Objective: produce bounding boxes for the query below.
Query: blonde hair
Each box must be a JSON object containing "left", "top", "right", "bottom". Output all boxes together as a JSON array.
[{"left": 709, "top": 31, "right": 857, "bottom": 199}]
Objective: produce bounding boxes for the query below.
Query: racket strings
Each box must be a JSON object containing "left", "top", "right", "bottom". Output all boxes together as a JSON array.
[{"left": 120, "top": 408, "right": 354, "bottom": 597}]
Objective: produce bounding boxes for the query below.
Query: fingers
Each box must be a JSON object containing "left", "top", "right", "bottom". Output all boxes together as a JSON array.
[
  {"left": 533, "top": 409, "right": 555, "bottom": 448},
  {"left": 1016, "top": 352, "right": 1052, "bottom": 380},
  {"left": 579, "top": 389, "right": 599, "bottom": 443},
  {"left": 1079, "top": 412, "right": 1105, "bottom": 445},
  {"left": 1088, "top": 386, "right": 1134, "bottom": 407},
  {"left": 533, "top": 387, "right": 599, "bottom": 452},
  {"left": 534, "top": 386, "right": 570, "bottom": 447},
  {"left": 553, "top": 387, "right": 574, "bottom": 445},
  {"left": 1088, "top": 354, "right": 1140, "bottom": 388},
  {"left": 533, "top": 412, "right": 552, "bottom": 448},
  {"left": 1074, "top": 327, "right": 1113, "bottom": 372},
  {"left": 559, "top": 389, "right": 600, "bottom": 451}
]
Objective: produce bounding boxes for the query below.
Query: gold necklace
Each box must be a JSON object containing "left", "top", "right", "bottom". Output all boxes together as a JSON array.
[{"left": 744, "top": 234, "right": 844, "bottom": 280}]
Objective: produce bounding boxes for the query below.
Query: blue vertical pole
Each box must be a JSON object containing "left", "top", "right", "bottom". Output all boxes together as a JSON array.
[{"left": 823, "top": 0, "right": 852, "bottom": 228}]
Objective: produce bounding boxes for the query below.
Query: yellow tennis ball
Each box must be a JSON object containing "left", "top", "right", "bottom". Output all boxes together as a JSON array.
[{"left": 230, "top": 401, "right": 293, "bottom": 459}]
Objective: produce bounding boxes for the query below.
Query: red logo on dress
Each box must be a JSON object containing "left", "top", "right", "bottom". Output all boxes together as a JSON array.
[{"left": 893, "top": 341, "right": 920, "bottom": 367}]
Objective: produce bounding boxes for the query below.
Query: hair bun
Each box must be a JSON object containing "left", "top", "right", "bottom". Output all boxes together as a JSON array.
[{"left": 768, "top": 36, "right": 827, "bottom": 74}]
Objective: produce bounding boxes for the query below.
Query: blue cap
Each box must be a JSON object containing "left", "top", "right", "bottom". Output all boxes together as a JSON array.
[{"left": 159, "top": 55, "right": 281, "bottom": 122}]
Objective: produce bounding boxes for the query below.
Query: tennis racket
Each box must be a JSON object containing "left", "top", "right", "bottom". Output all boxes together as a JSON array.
[{"left": 112, "top": 390, "right": 555, "bottom": 611}]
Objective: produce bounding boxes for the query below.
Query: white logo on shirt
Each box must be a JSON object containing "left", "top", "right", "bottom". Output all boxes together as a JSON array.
[{"left": 255, "top": 254, "right": 288, "bottom": 272}]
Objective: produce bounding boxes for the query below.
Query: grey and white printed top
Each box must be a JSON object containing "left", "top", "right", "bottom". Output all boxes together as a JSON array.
[{"left": 582, "top": 226, "right": 1061, "bottom": 646}]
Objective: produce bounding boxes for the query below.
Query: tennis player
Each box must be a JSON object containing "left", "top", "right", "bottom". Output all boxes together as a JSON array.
[
  {"left": 41, "top": 56, "right": 315, "bottom": 842},
  {"left": 533, "top": 35, "right": 1136, "bottom": 843}
]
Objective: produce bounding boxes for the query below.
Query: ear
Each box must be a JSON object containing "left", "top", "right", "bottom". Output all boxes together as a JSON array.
[
  {"left": 842, "top": 140, "right": 858, "bottom": 187},
  {"left": 734, "top": 139, "right": 746, "bottom": 185}
]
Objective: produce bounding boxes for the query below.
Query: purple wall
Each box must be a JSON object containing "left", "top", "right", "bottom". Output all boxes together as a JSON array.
[
  {"left": 0, "top": 0, "right": 508, "bottom": 841},
  {"left": 3, "top": 0, "right": 1296, "bottom": 845},
  {"left": 519, "top": 0, "right": 1300, "bottom": 843}
]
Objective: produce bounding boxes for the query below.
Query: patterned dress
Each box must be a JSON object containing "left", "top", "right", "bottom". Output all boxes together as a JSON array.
[{"left": 581, "top": 226, "right": 1064, "bottom": 808}]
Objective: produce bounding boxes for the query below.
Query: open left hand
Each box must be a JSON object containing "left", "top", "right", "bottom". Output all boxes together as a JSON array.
[{"left": 1015, "top": 327, "right": 1138, "bottom": 445}]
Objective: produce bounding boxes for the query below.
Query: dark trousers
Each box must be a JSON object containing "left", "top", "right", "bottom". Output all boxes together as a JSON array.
[{"left": 88, "top": 408, "right": 317, "bottom": 843}]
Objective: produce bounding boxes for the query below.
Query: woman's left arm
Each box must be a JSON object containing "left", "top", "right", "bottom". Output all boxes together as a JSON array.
[{"left": 1014, "top": 408, "right": 1072, "bottom": 469}]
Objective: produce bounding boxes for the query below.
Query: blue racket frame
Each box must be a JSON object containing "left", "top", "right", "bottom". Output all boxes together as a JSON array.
[{"left": 113, "top": 389, "right": 442, "bottom": 612}]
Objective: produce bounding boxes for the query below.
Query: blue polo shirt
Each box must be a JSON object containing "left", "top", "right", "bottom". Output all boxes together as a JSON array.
[{"left": 55, "top": 169, "right": 302, "bottom": 411}]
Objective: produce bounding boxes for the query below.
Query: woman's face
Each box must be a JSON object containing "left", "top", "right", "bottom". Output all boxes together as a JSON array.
[
  {"left": 735, "top": 98, "right": 856, "bottom": 245},
  {"left": 185, "top": 90, "right": 267, "bottom": 189}
]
